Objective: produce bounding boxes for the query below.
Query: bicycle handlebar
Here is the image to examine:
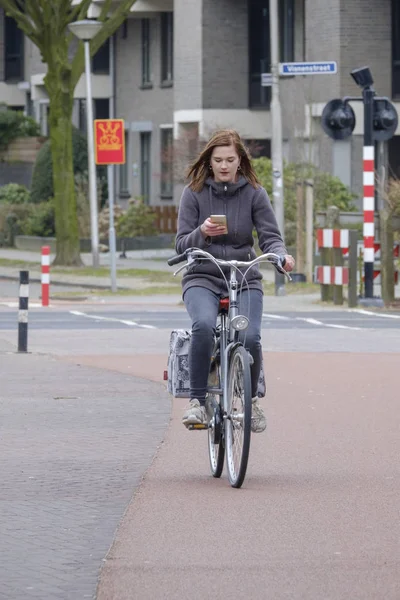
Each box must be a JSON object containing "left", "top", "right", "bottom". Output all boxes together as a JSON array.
[
  {"left": 167, "top": 252, "right": 187, "bottom": 266},
  {"left": 167, "top": 247, "right": 291, "bottom": 279}
]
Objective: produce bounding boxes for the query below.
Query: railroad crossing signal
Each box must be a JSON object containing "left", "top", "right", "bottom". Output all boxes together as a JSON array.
[
  {"left": 322, "top": 97, "right": 398, "bottom": 141},
  {"left": 321, "top": 99, "right": 356, "bottom": 140}
]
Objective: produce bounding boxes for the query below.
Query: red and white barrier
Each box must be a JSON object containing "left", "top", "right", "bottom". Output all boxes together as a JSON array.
[
  {"left": 363, "top": 270, "right": 399, "bottom": 284},
  {"left": 41, "top": 246, "right": 50, "bottom": 307},
  {"left": 316, "top": 228, "right": 349, "bottom": 250},
  {"left": 316, "top": 266, "right": 349, "bottom": 285},
  {"left": 363, "top": 146, "right": 375, "bottom": 265}
]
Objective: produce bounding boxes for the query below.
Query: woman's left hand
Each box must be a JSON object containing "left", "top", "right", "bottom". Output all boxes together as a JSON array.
[{"left": 283, "top": 255, "right": 295, "bottom": 272}]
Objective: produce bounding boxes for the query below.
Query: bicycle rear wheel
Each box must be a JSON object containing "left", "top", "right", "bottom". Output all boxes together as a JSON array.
[{"left": 225, "top": 345, "right": 252, "bottom": 488}]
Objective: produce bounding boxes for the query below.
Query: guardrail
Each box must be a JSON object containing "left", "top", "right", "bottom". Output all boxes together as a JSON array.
[{"left": 315, "top": 229, "right": 399, "bottom": 306}]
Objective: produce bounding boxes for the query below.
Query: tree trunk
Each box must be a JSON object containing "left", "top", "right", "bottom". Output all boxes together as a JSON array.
[{"left": 46, "top": 74, "right": 82, "bottom": 266}]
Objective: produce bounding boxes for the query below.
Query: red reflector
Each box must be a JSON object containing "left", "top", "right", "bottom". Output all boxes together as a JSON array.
[
  {"left": 163, "top": 370, "right": 168, "bottom": 381},
  {"left": 219, "top": 298, "right": 229, "bottom": 310}
]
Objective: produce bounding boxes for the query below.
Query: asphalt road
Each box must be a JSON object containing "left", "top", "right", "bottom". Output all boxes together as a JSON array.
[
  {"left": 1, "top": 307, "right": 400, "bottom": 331},
  {"left": 1, "top": 296, "right": 400, "bottom": 600}
]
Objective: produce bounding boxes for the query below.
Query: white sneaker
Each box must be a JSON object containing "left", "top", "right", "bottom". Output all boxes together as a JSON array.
[
  {"left": 182, "top": 399, "right": 207, "bottom": 428},
  {"left": 251, "top": 397, "right": 266, "bottom": 433}
]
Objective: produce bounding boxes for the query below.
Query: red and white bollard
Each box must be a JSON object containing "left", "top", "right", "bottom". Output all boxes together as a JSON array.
[
  {"left": 41, "top": 246, "right": 50, "bottom": 307},
  {"left": 363, "top": 145, "right": 375, "bottom": 297}
]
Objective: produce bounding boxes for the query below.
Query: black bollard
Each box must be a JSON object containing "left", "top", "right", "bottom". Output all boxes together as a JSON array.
[
  {"left": 18, "top": 270, "right": 29, "bottom": 353},
  {"left": 119, "top": 238, "right": 127, "bottom": 259}
]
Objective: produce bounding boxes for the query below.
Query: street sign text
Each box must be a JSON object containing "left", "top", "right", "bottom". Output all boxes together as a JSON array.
[{"left": 279, "top": 61, "right": 337, "bottom": 76}]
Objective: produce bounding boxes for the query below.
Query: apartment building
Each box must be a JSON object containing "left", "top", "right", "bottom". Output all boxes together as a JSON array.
[{"left": 1, "top": 0, "right": 400, "bottom": 209}]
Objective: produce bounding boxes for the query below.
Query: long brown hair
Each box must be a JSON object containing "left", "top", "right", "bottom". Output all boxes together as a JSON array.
[{"left": 186, "top": 129, "right": 260, "bottom": 192}]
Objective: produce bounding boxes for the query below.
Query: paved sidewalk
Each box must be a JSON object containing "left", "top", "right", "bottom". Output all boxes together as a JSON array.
[{"left": 0, "top": 341, "right": 170, "bottom": 600}]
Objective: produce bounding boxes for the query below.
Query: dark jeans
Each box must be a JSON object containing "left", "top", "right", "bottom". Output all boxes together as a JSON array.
[{"left": 183, "top": 286, "right": 263, "bottom": 401}]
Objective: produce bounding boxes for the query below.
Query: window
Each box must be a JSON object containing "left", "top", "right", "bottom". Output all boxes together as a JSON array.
[
  {"left": 94, "top": 99, "right": 110, "bottom": 120},
  {"left": 248, "top": 0, "right": 295, "bottom": 108},
  {"left": 160, "top": 127, "right": 173, "bottom": 198},
  {"left": 392, "top": 0, "right": 400, "bottom": 98},
  {"left": 92, "top": 39, "right": 110, "bottom": 74},
  {"left": 161, "top": 12, "right": 173, "bottom": 84},
  {"left": 279, "top": 0, "right": 294, "bottom": 63},
  {"left": 4, "top": 15, "right": 24, "bottom": 81},
  {"left": 141, "top": 19, "right": 151, "bottom": 86},
  {"left": 140, "top": 132, "right": 151, "bottom": 203},
  {"left": 78, "top": 99, "right": 87, "bottom": 133}
]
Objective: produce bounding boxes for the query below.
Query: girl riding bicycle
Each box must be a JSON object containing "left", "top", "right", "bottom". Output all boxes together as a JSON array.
[{"left": 175, "top": 129, "right": 295, "bottom": 431}]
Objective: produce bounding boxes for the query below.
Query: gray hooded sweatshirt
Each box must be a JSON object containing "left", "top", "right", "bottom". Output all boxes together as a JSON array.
[{"left": 175, "top": 176, "right": 287, "bottom": 296}]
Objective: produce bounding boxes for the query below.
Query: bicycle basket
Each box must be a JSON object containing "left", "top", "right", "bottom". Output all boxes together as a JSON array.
[
  {"left": 167, "top": 329, "right": 266, "bottom": 399},
  {"left": 167, "top": 329, "right": 191, "bottom": 398}
]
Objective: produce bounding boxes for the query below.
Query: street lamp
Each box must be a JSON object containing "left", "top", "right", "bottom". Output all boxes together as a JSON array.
[{"left": 68, "top": 19, "right": 103, "bottom": 268}]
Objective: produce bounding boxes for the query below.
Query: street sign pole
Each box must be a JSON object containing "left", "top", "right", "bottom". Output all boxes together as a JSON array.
[
  {"left": 269, "top": 0, "right": 285, "bottom": 296},
  {"left": 107, "top": 164, "right": 117, "bottom": 293},
  {"left": 94, "top": 119, "right": 126, "bottom": 293}
]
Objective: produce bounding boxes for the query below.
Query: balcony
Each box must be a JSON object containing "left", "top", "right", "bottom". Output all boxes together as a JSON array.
[{"left": 71, "top": 0, "right": 173, "bottom": 16}]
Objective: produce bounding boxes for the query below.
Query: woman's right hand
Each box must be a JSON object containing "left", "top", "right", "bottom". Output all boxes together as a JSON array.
[{"left": 200, "top": 218, "right": 227, "bottom": 237}]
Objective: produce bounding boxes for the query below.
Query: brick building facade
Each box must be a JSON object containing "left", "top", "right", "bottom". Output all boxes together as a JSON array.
[{"left": 0, "top": 0, "right": 399, "bottom": 210}]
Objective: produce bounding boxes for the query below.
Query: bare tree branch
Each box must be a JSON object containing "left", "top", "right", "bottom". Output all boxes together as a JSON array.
[
  {"left": 70, "top": 0, "right": 138, "bottom": 88},
  {"left": 0, "top": 0, "right": 40, "bottom": 44},
  {"left": 99, "top": 0, "right": 113, "bottom": 21},
  {"left": 24, "top": 0, "right": 44, "bottom": 32},
  {"left": 69, "top": 0, "right": 92, "bottom": 22}
]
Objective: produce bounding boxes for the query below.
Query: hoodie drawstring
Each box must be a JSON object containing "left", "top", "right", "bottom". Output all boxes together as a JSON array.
[{"left": 234, "top": 188, "right": 241, "bottom": 238}]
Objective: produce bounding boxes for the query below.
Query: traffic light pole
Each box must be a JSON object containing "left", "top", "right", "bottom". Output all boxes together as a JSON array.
[{"left": 363, "top": 86, "right": 375, "bottom": 299}]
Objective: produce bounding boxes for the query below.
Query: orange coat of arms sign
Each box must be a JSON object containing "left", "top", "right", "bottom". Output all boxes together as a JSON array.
[{"left": 94, "top": 119, "right": 125, "bottom": 165}]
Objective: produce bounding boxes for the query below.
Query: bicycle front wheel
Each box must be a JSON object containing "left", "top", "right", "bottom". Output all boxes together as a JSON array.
[
  {"left": 207, "top": 394, "right": 225, "bottom": 478},
  {"left": 225, "top": 345, "right": 252, "bottom": 488}
]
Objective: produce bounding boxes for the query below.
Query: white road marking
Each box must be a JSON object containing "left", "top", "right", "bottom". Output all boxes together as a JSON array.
[
  {"left": 70, "top": 310, "right": 156, "bottom": 329},
  {"left": 264, "top": 312, "right": 360, "bottom": 330},
  {"left": 295, "top": 317, "right": 361, "bottom": 330},
  {"left": 351, "top": 309, "right": 400, "bottom": 319}
]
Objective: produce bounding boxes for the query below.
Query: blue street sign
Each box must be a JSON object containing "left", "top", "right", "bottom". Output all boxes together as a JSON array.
[
  {"left": 279, "top": 61, "right": 337, "bottom": 76},
  {"left": 261, "top": 73, "right": 273, "bottom": 87}
]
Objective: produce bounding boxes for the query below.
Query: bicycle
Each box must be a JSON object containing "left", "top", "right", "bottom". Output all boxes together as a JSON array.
[{"left": 167, "top": 247, "right": 291, "bottom": 488}]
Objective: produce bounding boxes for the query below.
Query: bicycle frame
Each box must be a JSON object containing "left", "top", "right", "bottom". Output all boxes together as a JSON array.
[
  {"left": 208, "top": 265, "right": 243, "bottom": 418},
  {"left": 170, "top": 247, "right": 291, "bottom": 415}
]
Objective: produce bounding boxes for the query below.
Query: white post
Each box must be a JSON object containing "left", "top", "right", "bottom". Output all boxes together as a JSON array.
[
  {"left": 108, "top": 164, "right": 117, "bottom": 292},
  {"left": 84, "top": 39, "right": 100, "bottom": 268},
  {"left": 269, "top": 0, "right": 285, "bottom": 295},
  {"left": 305, "top": 180, "right": 314, "bottom": 282}
]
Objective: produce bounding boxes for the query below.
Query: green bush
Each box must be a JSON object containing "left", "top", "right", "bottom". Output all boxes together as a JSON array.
[
  {"left": 116, "top": 198, "right": 157, "bottom": 237},
  {"left": 0, "top": 109, "right": 40, "bottom": 151},
  {"left": 0, "top": 202, "right": 35, "bottom": 246},
  {"left": 0, "top": 183, "right": 30, "bottom": 204},
  {"left": 20, "top": 200, "right": 55, "bottom": 237},
  {"left": 252, "top": 157, "right": 357, "bottom": 244},
  {"left": 30, "top": 126, "right": 106, "bottom": 204}
]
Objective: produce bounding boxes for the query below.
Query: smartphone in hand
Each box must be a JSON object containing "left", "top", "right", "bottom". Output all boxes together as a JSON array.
[{"left": 210, "top": 214, "right": 228, "bottom": 233}]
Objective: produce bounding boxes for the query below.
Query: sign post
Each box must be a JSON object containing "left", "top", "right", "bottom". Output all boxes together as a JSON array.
[{"left": 94, "top": 119, "right": 126, "bottom": 293}]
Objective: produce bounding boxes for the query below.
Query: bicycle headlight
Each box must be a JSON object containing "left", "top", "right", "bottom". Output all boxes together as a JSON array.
[{"left": 231, "top": 315, "right": 249, "bottom": 331}]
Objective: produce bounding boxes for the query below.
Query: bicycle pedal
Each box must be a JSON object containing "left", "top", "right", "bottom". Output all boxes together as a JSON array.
[{"left": 187, "top": 423, "right": 209, "bottom": 430}]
